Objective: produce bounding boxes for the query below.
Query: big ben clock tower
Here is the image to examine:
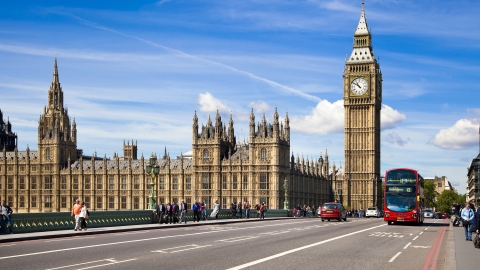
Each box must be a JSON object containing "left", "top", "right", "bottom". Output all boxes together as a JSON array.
[{"left": 343, "top": 3, "right": 382, "bottom": 210}]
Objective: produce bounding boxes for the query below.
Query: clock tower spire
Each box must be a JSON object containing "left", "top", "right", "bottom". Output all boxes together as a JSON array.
[{"left": 343, "top": 2, "right": 382, "bottom": 210}]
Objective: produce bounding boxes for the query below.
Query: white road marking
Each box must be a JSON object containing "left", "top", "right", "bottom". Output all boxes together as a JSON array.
[
  {"left": 114, "top": 230, "right": 150, "bottom": 235},
  {"left": 419, "top": 232, "right": 423, "bottom": 235},
  {"left": 410, "top": 245, "right": 431, "bottom": 249},
  {"left": 412, "top": 236, "right": 419, "bottom": 241},
  {"left": 259, "top": 231, "right": 290, "bottom": 236},
  {"left": 389, "top": 252, "right": 402, "bottom": 262},
  {"left": 215, "top": 236, "right": 258, "bottom": 243},
  {"left": 403, "top": 242, "right": 412, "bottom": 249},
  {"left": 45, "top": 236, "right": 95, "bottom": 242},
  {"left": 424, "top": 228, "right": 428, "bottom": 230},
  {"left": 0, "top": 244, "right": 15, "bottom": 247},
  {"left": 152, "top": 244, "right": 212, "bottom": 253},
  {"left": 77, "top": 258, "right": 137, "bottom": 270},
  {"left": 46, "top": 258, "right": 118, "bottom": 270},
  {"left": 226, "top": 224, "right": 387, "bottom": 270}
]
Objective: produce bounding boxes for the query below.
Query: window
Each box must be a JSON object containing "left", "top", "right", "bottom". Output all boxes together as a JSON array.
[
  {"left": 186, "top": 197, "right": 192, "bottom": 209},
  {"left": 133, "top": 197, "right": 139, "bottom": 209},
  {"left": 8, "top": 166, "right": 13, "bottom": 172},
  {"left": 20, "top": 165, "right": 25, "bottom": 172},
  {"left": 7, "top": 176, "right": 13, "bottom": 189},
  {"left": 222, "top": 175, "right": 227, "bottom": 189},
  {"left": 31, "top": 196, "right": 37, "bottom": 208},
  {"left": 61, "top": 176, "right": 67, "bottom": 189},
  {"left": 19, "top": 196, "right": 25, "bottom": 208},
  {"left": 186, "top": 177, "right": 191, "bottom": 190},
  {"left": 159, "top": 197, "right": 165, "bottom": 205},
  {"left": 109, "top": 177, "right": 114, "bottom": 190},
  {"left": 45, "top": 175, "right": 52, "bottom": 190},
  {"left": 259, "top": 197, "right": 269, "bottom": 208},
  {"left": 44, "top": 196, "right": 52, "bottom": 208},
  {"left": 173, "top": 197, "right": 178, "bottom": 205},
  {"left": 222, "top": 197, "right": 227, "bottom": 209},
  {"left": 61, "top": 196, "right": 67, "bottom": 208},
  {"left": 73, "top": 177, "right": 78, "bottom": 190},
  {"left": 97, "top": 196, "right": 103, "bottom": 209},
  {"left": 438, "top": 182, "right": 442, "bottom": 188},
  {"left": 172, "top": 177, "right": 178, "bottom": 190},
  {"left": 203, "top": 150, "right": 210, "bottom": 159},
  {"left": 202, "top": 174, "right": 210, "bottom": 189},
  {"left": 261, "top": 148, "right": 267, "bottom": 160},
  {"left": 85, "top": 176, "right": 91, "bottom": 189},
  {"left": 20, "top": 176, "right": 25, "bottom": 189},
  {"left": 243, "top": 175, "right": 248, "bottom": 190},
  {"left": 32, "top": 166, "right": 36, "bottom": 172},
  {"left": 134, "top": 176, "right": 140, "bottom": 190},
  {"left": 84, "top": 197, "right": 91, "bottom": 208},
  {"left": 108, "top": 196, "right": 115, "bottom": 209},
  {"left": 121, "top": 196, "right": 127, "bottom": 209},
  {"left": 146, "top": 181, "right": 151, "bottom": 190},
  {"left": 45, "top": 165, "right": 51, "bottom": 171},
  {"left": 7, "top": 196, "right": 13, "bottom": 207},
  {"left": 233, "top": 175, "right": 238, "bottom": 189},
  {"left": 97, "top": 176, "right": 103, "bottom": 189},
  {"left": 46, "top": 148, "right": 51, "bottom": 160},
  {"left": 160, "top": 177, "right": 165, "bottom": 189},
  {"left": 121, "top": 176, "right": 127, "bottom": 190},
  {"left": 260, "top": 174, "right": 268, "bottom": 190}
]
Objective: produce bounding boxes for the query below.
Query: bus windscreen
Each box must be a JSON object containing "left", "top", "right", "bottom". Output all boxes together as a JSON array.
[{"left": 386, "top": 169, "right": 417, "bottom": 185}]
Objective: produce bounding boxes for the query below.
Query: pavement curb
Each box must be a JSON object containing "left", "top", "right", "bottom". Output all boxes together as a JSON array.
[
  {"left": 444, "top": 223, "right": 457, "bottom": 270},
  {"left": 0, "top": 217, "right": 295, "bottom": 244}
]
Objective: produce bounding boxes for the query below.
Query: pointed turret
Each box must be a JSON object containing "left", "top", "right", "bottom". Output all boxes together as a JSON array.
[
  {"left": 354, "top": 2, "right": 369, "bottom": 36},
  {"left": 347, "top": 2, "right": 374, "bottom": 64},
  {"left": 249, "top": 109, "right": 255, "bottom": 137}
]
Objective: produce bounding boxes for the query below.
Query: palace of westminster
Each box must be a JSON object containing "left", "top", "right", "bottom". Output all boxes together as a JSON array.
[{"left": 0, "top": 4, "right": 383, "bottom": 213}]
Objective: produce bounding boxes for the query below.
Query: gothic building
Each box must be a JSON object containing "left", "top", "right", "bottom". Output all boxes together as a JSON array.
[
  {"left": 342, "top": 3, "right": 383, "bottom": 210},
  {"left": 0, "top": 109, "right": 17, "bottom": 152},
  {"left": 0, "top": 58, "right": 338, "bottom": 213}
]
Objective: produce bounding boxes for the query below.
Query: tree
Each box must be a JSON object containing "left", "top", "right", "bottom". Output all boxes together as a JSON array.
[
  {"left": 436, "top": 190, "right": 462, "bottom": 213},
  {"left": 424, "top": 180, "right": 437, "bottom": 208}
]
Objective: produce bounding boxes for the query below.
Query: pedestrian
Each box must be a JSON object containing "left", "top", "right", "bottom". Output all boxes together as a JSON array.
[
  {"left": 230, "top": 203, "right": 237, "bottom": 219},
  {"left": 156, "top": 201, "right": 165, "bottom": 224},
  {"left": 260, "top": 202, "right": 266, "bottom": 219},
  {"left": 211, "top": 200, "right": 220, "bottom": 220},
  {"left": 71, "top": 199, "right": 82, "bottom": 231},
  {"left": 202, "top": 201, "right": 207, "bottom": 221},
  {"left": 293, "top": 208, "right": 297, "bottom": 218},
  {"left": 461, "top": 202, "right": 474, "bottom": 241},
  {"left": 180, "top": 200, "right": 187, "bottom": 224},
  {"left": 296, "top": 204, "right": 301, "bottom": 217},
  {"left": 192, "top": 200, "right": 201, "bottom": 222},
  {"left": 245, "top": 201, "right": 250, "bottom": 219},
  {"left": 79, "top": 201, "right": 89, "bottom": 231},
  {"left": 311, "top": 205, "right": 316, "bottom": 218},
  {"left": 166, "top": 202, "right": 173, "bottom": 224},
  {"left": 0, "top": 200, "right": 14, "bottom": 234},
  {"left": 475, "top": 200, "right": 480, "bottom": 237},
  {"left": 237, "top": 201, "right": 243, "bottom": 218},
  {"left": 255, "top": 204, "right": 260, "bottom": 218},
  {"left": 173, "top": 202, "right": 179, "bottom": 224}
]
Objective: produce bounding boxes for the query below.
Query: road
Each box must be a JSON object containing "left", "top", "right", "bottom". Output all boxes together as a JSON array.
[{"left": 0, "top": 217, "right": 449, "bottom": 270}]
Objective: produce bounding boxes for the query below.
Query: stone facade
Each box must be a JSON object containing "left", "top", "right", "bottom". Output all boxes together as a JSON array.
[
  {"left": 0, "top": 109, "right": 17, "bottom": 152},
  {"left": 0, "top": 58, "right": 339, "bottom": 213},
  {"left": 342, "top": 3, "right": 383, "bottom": 210}
]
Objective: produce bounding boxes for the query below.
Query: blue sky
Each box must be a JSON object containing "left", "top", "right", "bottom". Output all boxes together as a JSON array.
[{"left": 1, "top": 0, "right": 479, "bottom": 193}]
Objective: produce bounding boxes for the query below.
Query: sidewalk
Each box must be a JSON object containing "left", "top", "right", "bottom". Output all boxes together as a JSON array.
[
  {"left": 0, "top": 217, "right": 291, "bottom": 244},
  {"left": 448, "top": 223, "right": 479, "bottom": 270}
]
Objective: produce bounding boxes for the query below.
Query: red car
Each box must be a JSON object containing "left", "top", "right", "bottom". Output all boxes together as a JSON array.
[{"left": 320, "top": 202, "right": 347, "bottom": 222}]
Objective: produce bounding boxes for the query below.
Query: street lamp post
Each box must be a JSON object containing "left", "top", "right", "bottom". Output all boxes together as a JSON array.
[
  {"left": 146, "top": 153, "right": 160, "bottom": 210},
  {"left": 283, "top": 178, "right": 289, "bottom": 210}
]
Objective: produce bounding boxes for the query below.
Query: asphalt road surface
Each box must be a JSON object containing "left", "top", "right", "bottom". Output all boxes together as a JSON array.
[{"left": 0, "top": 217, "right": 449, "bottom": 270}]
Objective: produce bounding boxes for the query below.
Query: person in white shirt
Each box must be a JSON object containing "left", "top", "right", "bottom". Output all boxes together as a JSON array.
[{"left": 79, "top": 201, "right": 89, "bottom": 231}]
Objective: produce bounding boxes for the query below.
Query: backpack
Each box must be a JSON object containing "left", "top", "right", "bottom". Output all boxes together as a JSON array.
[{"left": 474, "top": 234, "right": 480, "bottom": 249}]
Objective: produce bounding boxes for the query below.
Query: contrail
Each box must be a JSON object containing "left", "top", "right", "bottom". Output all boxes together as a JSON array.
[{"left": 52, "top": 10, "right": 321, "bottom": 103}]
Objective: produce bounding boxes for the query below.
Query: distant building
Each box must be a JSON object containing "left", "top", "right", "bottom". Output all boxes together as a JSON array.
[
  {"left": 467, "top": 153, "right": 480, "bottom": 203},
  {"left": 425, "top": 176, "right": 455, "bottom": 196}
]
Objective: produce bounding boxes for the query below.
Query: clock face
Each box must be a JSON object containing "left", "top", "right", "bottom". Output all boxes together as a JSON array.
[{"left": 350, "top": 77, "right": 368, "bottom": 96}]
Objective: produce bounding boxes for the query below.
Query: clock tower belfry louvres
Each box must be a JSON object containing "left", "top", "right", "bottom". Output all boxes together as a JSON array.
[{"left": 343, "top": 3, "right": 382, "bottom": 210}]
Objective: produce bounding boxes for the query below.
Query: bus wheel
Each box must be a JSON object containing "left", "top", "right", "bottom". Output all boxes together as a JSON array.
[
  {"left": 388, "top": 221, "right": 393, "bottom": 225},
  {"left": 321, "top": 219, "right": 324, "bottom": 222}
]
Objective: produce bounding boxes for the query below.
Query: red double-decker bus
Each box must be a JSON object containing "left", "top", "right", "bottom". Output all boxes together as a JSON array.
[{"left": 384, "top": 168, "right": 425, "bottom": 225}]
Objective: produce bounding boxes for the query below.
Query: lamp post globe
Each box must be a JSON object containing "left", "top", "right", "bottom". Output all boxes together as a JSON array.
[{"left": 146, "top": 153, "right": 159, "bottom": 210}]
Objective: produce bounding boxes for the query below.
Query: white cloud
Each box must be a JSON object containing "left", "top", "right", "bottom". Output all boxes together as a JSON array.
[
  {"left": 290, "top": 99, "right": 344, "bottom": 134},
  {"left": 430, "top": 118, "right": 480, "bottom": 150},
  {"left": 249, "top": 101, "right": 272, "bottom": 113},
  {"left": 197, "top": 92, "right": 231, "bottom": 114},
  {"left": 381, "top": 104, "right": 406, "bottom": 130},
  {"left": 385, "top": 132, "right": 409, "bottom": 146}
]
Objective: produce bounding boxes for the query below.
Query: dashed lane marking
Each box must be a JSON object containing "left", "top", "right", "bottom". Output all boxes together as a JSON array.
[
  {"left": 152, "top": 244, "right": 212, "bottom": 253},
  {"left": 215, "top": 236, "right": 258, "bottom": 243},
  {"left": 45, "top": 258, "right": 137, "bottom": 270},
  {"left": 413, "top": 236, "right": 419, "bottom": 241},
  {"left": 403, "top": 242, "right": 412, "bottom": 249},
  {"left": 389, "top": 252, "right": 402, "bottom": 263}
]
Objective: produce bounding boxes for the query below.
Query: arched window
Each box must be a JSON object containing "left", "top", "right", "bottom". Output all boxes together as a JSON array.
[
  {"left": 261, "top": 148, "right": 267, "bottom": 160},
  {"left": 45, "top": 148, "right": 51, "bottom": 160},
  {"left": 203, "top": 150, "right": 210, "bottom": 159}
]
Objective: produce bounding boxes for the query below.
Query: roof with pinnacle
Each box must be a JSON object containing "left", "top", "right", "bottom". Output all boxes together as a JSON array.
[
  {"left": 354, "top": 4, "right": 370, "bottom": 36},
  {"left": 70, "top": 158, "right": 192, "bottom": 171},
  {"left": 1, "top": 151, "right": 38, "bottom": 161},
  {"left": 230, "top": 145, "right": 249, "bottom": 161}
]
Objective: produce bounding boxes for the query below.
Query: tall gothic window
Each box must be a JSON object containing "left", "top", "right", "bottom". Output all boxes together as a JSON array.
[
  {"left": 202, "top": 173, "right": 210, "bottom": 189},
  {"left": 243, "top": 175, "right": 248, "bottom": 190},
  {"left": 61, "top": 196, "right": 67, "bottom": 208},
  {"left": 97, "top": 196, "right": 103, "bottom": 209},
  {"left": 31, "top": 196, "right": 37, "bottom": 208},
  {"left": 46, "top": 148, "right": 51, "bottom": 160},
  {"left": 96, "top": 175, "right": 103, "bottom": 189},
  {"left": 172, "top": 177, "right": 178, "bottom": 190},
  {"left": 44, "top": 196, "right": 52, "bottom": 208},
  {"left": 45, "top": 176, "right": 52, "bottom": 190},
  {"left": 160, "top": 177, "right": 165, "bottom": 189},
  {"left": 85, "top": 176, "right": 91, "bottom": 189},
  {"left": 260, "top": 174, "right": 268, "bottom": 190},
  {"left": 222, "top": 175, "right": 227, "bottom": 189},
  {"left": 19, "top": 176, "right": 25, "bottom": 189},
  {"left": 108, "top": 196, "right": 115, "bottom": 209},
  {"left": 133, "top": 197, "right": 139, "bottom": 209},
  {"left": 261, "top": 148, "right": 267, "bottom": 160},
  {"left": 233, "top": 175, "right": 238, "bottom": 189},
  {"left": 61, "top": 176, "right": 67, "bottom": 189},
  {"left": 121, "top": 176, "right": 127, "bottom": 190},
  {"left": 121, "top": 196, "right": 127, "bottom": 209},
  {"left": 85, "top": 197, "right": 91, "bottom": 208},
  {"left": 186, "top": 177, "right": 192, "bottom": 190},
  {"left": 31, "top": 176, "right": 37, "bottom": 189},
  {"left": 109, "top": 177, "right": 114, "bottom": 189},
  {"left": 203, "top": 150, "right": 210, "bottom": 159},
  {"left": 7, "top": 176, "right": 13, "bottom": 189},
  {"left": 73, "top": 177, "right": 78, "bottom": 189},
  {"left": 19, "top": 196, "right": 25, "bottom": 208},
  {"left": 133, "top": 176, "right": 140, "bottom": 190}
]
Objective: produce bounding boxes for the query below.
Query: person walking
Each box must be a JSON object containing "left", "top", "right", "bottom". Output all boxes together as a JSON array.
[
  {"left": 180, "top": 200, "right": 188, "bottom": 224},
  {"left": 202, "top": 201, "right": 207, "bottom": 221},
  {"left": 475, "top": 200, "right": 480, "bottom": 237},
  {"left": 192, "top": 200, "right": 201, "bottom": 222},
  {"left": 245, "top": 201, "right": 250, "bottom": 219},
  {"left": 461, "top": 202, "right": 475, "bottom": 241},
  {"left": 173, "top": 202, "right": 179, "bottom": 224},
  {"left": 237, "top": 201, "right": 243, "bottom": 219},
  {"left": 260, "top": 202, "right": 266, "bottom": 219},
  {"left": 71, "top": 199, "right": 82, "bottom": 231},
  {"left": 79, "top": 201, "right": 89, "bottom": 231},
  {"left": 156, "top": 201, "right": 165, "bottom": 224},
  {"left": 166, "top": 202, "right": 173, "bottom": 224},
  {"left": 211, "top": 200, "right": 220, "bottom": 220},
  {"left": 0, "top": 200, "right": 14, "bottom": 234}
]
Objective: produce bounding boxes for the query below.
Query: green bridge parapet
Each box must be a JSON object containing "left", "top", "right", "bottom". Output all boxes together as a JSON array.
[{"left": 7, "top": 209, "right": 289, "bottom": 234}]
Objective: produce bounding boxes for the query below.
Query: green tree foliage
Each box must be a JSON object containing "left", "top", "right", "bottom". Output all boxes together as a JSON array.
[
  {"left": 436, "top": 190, "right": 462, "bottom": 213},
  {"left": 424, "top": 180, "right": 437, "bottom": 208}
]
